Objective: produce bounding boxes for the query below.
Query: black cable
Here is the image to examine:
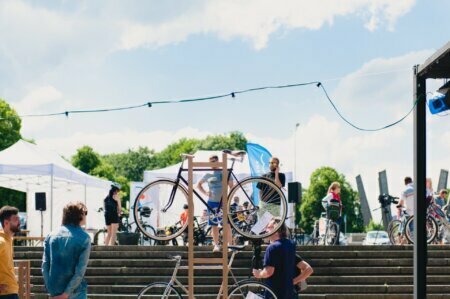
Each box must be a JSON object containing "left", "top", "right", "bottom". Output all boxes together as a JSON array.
[
  {"left": 317, "top": 82, "right": 420, "bottom": 132},
  {"left": 12, "top": 80, "right": 420, "bottom": 132}
]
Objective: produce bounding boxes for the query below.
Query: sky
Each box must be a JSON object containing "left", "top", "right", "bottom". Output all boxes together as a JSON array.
[{"left": 1, "top": 0, "right": 450, "bottom": 222}]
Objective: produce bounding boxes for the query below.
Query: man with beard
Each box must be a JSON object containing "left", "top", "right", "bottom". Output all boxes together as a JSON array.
[{"left": 0, "top": 206, "right": 21, "bottom": 299}]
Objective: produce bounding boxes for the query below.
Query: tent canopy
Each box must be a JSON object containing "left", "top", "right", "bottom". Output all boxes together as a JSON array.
[
  {"left": 0, "top": 140, "right": 111, "bottom": 236},
  {"left": 0, "top": 140, "right": 110, "bottom": 190}
]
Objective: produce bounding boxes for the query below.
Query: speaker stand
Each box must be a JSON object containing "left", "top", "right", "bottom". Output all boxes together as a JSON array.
[{"left": 40, "top": 210, "right": 44, "bottom": 238}]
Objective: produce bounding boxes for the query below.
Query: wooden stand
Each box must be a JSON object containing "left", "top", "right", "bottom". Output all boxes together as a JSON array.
[
  {"left": 186, "top": 152, "right": 230, "bottom": 299},
  {"left": 14, "top": 260, "right": 31, "bottom": 299}
]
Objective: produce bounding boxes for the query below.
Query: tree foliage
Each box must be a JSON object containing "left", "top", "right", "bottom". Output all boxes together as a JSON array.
[
  {"left": 71, "top": 146, "right": 101, "bottom": 174},
  {"left": 70, "top": 131, "right": 248, "bottom": 207},
  {"left": 0, "top": 98, "right": 21, "bottom": 151},
  {"left": 365, "top": 219, "right": 385, "bottom": 232},
  {"left": 299, "top": 166, "right": 364, "bottom": 233},
  {"left": 103, "top": 147, "right": 155, "bottom": 182}
]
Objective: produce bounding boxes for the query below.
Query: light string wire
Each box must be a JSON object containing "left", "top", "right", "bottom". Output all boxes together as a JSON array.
[{"left": 1, "top": 70, "right": 428, "bottom": 131}]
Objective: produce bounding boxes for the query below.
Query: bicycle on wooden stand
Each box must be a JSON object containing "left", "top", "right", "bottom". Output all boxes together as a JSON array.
[{"left": 133, "top": 150, "right": 288, "bottom": 244}]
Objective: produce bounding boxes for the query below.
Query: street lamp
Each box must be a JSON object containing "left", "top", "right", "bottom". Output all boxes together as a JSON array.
[{"left": 294, "top": 123, "right": 300, "bottom": 181}]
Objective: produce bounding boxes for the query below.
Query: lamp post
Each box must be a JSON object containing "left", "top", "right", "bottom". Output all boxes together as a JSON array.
[{"left": 294, "top": 123, "right": 300, "bottom": 181}]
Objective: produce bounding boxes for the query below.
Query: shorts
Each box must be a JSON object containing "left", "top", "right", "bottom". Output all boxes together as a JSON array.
[
  {"left": 208, "top": 201, "right": 222, "bottom": 226},
  {"left": 105, "top": 213, "right": 120, "bottom": 226}
]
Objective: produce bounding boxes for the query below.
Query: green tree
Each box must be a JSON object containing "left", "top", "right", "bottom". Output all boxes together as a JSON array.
[
  {"left": 299, "top": 166, "right": 364, "bottom": 233},
  {"left": 91, "top": 162, "right": 116, "bottom": 181},
  {"left": 151, "top": 131, "right": 248, "bottom": 169},
  {"left": 198, "top": 131, "right": 247, "bottom": 151},
  {"left": 0, "top": 98, "right": 21, "bottom": 151},
  {"left": 365, "top": 219, "right": 385, "bottom": 232},
  {"left": 71, "top": 146, "right": 101, "bottom": 174},
  {"left": 103, "top": 147, "right": 155, "bottom": 182},
  {"left": 0, "top": 188, "right": 26, "bottom": 211}
]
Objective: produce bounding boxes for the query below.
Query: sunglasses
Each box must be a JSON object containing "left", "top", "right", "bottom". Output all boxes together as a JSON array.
[{"left": 84, "top": 211, "right": 88, "bottom": 216}]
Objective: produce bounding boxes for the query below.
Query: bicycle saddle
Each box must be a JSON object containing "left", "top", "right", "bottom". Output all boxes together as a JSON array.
[
  {"left": 222, "top": 149, "right": 247, "bottom": 156},
  {"left": 228, "top": 245, "right": 246, "bottom": 252}
]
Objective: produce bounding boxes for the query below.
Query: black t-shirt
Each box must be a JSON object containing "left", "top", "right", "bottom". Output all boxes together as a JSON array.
[
  {"left": 256, "top": 172, "right": 286, "bottom": 204},
  {"left": 263, "top": 238, "right": 296, "bottom": 299},
  {"left": 104, "top": 195, "right": 118, "bottom": 216}
]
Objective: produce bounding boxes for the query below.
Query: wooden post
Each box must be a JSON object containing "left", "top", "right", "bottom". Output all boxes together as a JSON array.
[
  {"left": 221, "top": 152, "right": 229, "bottom": 298},
  {"left": 15, "top": 260, "right": 31, "bottom": 299},
  {"left": 185, "top": 152, "right": 230, "bottom": 299},
  {"left": 187, "top": 156, "right": 195, "bottom": 299}
]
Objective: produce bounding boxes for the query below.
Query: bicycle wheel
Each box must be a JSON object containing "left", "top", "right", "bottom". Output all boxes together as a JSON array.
[
  {"left": 324, "top": 221, "right": 339, "bottom": 246},
  {"left": 387, "top": 219, "right": 401, "bottom": 235},
  {"left": 93, "top": 228, "right": 107, "bottom": 245},
  {"left": 229, "top": 279, "right": 278, "bottom": 298},
  {"left": 137, "top": 282, "right": 182, "bottom": 299},
  {"left": 133, "top": 179, "right": 189, "bottom": 241},
  {"left": 227, "top": 177, "right": 287, "bottom": 239},
  {"left": 388, "top": 220, "right": 403, "bottom": 245},
  {"left": 135, "top": 226, "right": 156, "bottom": 246},
  {"left": 404, "top": 215, "right": 438, "bottom": 244}
]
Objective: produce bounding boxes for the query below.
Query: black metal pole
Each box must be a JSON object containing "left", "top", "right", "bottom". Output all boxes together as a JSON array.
[{"left": 413, "top": 65, "right": 427, "bottom": 299}]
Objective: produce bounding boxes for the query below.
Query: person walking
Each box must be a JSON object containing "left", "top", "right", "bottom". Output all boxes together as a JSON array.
[
  {"left": 104, "top": 184, "right": 122, "bottom": 246},
  {"left": 42, "top": 202, "right": 91, "bottom": 299},
  {"left": 0, "top": 206, "right": 21, "bottom": 299}
]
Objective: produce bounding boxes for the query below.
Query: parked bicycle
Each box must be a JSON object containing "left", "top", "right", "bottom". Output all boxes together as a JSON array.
[
  {"left": 94, "top": 207, "right": 157, "bottom": 246},
  {"left": 133, "top": 150, "right": 288, "bottom": 243},
  {"left": 388, "top": 197, "right": 438, "bottom": 245},
  {"left": 137, "top": 245, "right": 278, "bottom": 298}
]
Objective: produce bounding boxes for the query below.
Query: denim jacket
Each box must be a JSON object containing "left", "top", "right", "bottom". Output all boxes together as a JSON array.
[{"left": 42, "top": 225, "right": 91, "bottom": 298}]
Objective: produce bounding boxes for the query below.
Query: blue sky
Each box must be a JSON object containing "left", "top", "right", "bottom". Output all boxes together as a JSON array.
[{"left": 1, "top": 0, "right": 450, "bottom": 220}]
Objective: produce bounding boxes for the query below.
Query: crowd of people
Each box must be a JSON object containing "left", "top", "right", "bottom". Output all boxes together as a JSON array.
[
  {"left": 0, "top": 155, "right": 316, "bottom": 299},
  {"left": 5, "top": 157, "right": 449, "bottom": 298}
]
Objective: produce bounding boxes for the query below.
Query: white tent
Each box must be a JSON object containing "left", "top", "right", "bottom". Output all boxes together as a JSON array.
[{"left": 0, "top": 140, "right": 111, "bottom": 236}]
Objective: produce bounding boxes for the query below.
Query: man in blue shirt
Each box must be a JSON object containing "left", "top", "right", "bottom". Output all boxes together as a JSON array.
[
  {"left": 253, "top": 218, "right": 296, "bottom": 299},
  {"left": 42, "top": 202, "right": 91, "bottom": 299}
]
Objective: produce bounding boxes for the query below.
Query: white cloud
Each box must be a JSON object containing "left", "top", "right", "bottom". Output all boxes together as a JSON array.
[
  {"left": 12, "top": 85, "right": 64, "bottom": 133},
  {"left": 36, "top": 127, "right": 212, "bottom": 157},
  {"left": 120, "top": 0, "right": 416, "bottom": 50}
]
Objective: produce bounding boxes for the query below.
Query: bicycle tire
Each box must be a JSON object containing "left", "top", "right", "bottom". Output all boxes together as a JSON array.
[
  {"left": 388, "top": 220, "right": 403, "bottom": 245},
  {"left": 387, "top": 219, "right": 401, "bottom": 235},
  {"left": 135, "top": 226, "right": 156, "bottom": 246},
  {"left": 133, "top": 179, "right": 189, "bottom": 242},
  {"left": 137, "top": 282, "right": 182, "bottom": 299},
  {"left": 227, "top": 176, "right": 287, "bottom": 240},
  {"left": 229, "top": 279, "right": 278, "bottom": 298},
  {"left": 324, "top": 221, "right": 339, "bottom": 246},
  {"left": 404, "top": 215, "right": 438, "bottom": 244},
  {"left": 93, "top": 228, "right": 107, "bottom": 246}
]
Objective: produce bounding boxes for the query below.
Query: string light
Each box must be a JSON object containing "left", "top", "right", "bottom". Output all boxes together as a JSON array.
[{"left": 2, "top": 80, "right": 425, "bottom": 132}]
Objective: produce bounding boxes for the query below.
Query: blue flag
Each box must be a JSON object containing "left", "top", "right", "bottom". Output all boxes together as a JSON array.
[
  {"left": 246, "top": 143, "right": 272, "bottom": 205},
  {"left": 246, "top": 143, "right": 272, "bottom": 176}
]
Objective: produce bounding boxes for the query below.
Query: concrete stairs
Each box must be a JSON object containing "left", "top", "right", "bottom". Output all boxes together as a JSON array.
[{"left": 14, "top": 245, "right": 450, "bottom": 298}]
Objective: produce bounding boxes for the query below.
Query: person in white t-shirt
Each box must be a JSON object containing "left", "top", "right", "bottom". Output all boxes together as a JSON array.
[{"left": 398, "top": 177, "right": 414, "bottom": 218}]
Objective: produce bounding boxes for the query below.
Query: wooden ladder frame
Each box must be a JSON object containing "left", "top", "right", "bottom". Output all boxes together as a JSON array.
[
  {"left": 186, "top": 152, "right": 230, "bottom": 299},
  {"left": 14, "top": 260, "right": 31, "bottom": 299}
]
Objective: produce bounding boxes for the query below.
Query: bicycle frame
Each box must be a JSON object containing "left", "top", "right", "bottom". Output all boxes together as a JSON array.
[
  {"left": 163, "top": 250, "right": 244, "bottom": 299},
  {"left": 162, "top": 157, "right": 256, "bottom": 216}
]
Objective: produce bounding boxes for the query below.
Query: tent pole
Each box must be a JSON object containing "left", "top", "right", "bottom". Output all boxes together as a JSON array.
[
  {"left": 84, "top": 184, "right": 87, "bottom": 227},
  {"left": 50, "top": 165, "right": 54, "bottom": 231}
]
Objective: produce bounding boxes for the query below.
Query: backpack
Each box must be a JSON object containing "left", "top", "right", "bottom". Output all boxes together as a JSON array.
[{"left": 327, "top": 199, "right": 341, "bottom": 221}]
